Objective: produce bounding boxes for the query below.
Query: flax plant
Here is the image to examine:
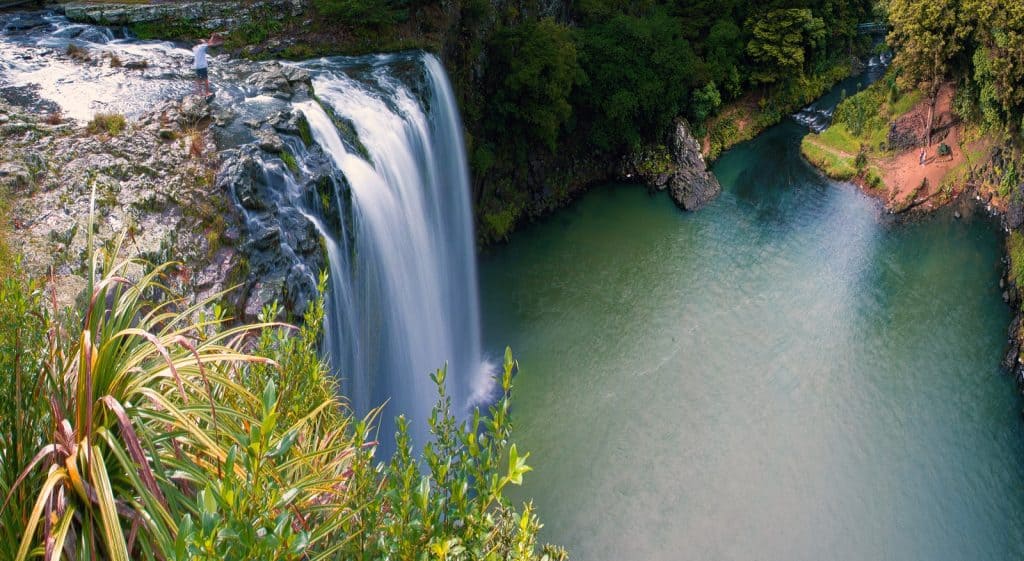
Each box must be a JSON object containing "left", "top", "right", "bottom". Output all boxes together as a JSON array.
[
  {"left": 1, "top": 209, "right": 284, "bottom": 560},
  {"left": 2, "top": 196, "right": 563, "bottom": 560}
]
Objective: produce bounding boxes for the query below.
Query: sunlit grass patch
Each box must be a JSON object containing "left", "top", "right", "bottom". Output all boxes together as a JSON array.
[
  {"left": 816, "top": 123, "right": 861, "bottom": 154},
  {"left": 801, "top": 136, "right": 857, "bottom": 180},
  {"left": 87, "top": 112, "right": 127, "bottom": 136}
]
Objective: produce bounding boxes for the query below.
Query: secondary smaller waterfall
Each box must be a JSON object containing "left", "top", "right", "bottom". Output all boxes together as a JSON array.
[
  {"left": 295, "top": 54, "right": 486, "bottom": 445},
  {"left": 791, "top": 53, "right": 891, "bottom": 133}
]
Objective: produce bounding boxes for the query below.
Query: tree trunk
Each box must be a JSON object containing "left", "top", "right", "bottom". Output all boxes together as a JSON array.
[{"left": 926, "top": 101, "right": 935, "bottom": 147}]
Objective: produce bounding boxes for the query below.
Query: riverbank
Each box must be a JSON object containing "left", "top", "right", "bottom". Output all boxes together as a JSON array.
[
  {"left": 795, "top": 68, "right": 1024, "bottom": 391},
  {"left": 800, "top": 78, "right": 1005, "bottom": 214},
  {"left": 701, "top": 59, "right": 858, "bottom": 161}
]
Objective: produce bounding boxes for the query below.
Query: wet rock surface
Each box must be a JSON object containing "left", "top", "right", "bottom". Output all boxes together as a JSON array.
[
  {"left": 623, "top": 118, "right": 722, "bottom": 211},
  {"left": 0, "top": 13, "right": 340, "bottom": 320},
  {"left": 216, "top": 141, "right": 329, "bottom": 321}
]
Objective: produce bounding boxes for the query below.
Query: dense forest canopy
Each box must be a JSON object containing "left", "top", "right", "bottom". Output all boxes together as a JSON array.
[
  {"left": 885, "top": 0, "right": 1024, "bottom": 135},
  {"left": 470, "top": 0, "right": 877, "bottom": 155},
  {"left": 440, "top": 0, "right": 879, "bottom": 239},
  {"left": 304, "top": 0, "right": 1024, "bottom": 240}
]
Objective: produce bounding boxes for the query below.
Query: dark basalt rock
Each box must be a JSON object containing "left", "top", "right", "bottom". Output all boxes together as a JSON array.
[
  {"left": 4, "top": 16, "right": 51, "bottom": 32},
  {"left": 1006, "top": 188, "right": 1024, "bottom": 230},
  {"left": 218, "top": 142, "right": 326, "bottom": 321},
  {"left": 888, "top": 113, "right": 926, "bottom": 152},
  {"left": 666, "top": 118, "right": 721, "bottom": 211},
  {"left": 626, "top": 118, "right": 721, "bottom": 211}
]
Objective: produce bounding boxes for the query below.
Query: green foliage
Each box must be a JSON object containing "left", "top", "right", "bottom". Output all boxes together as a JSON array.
[
  {"left": 87, "top": 113, "right": 127, "bottom": 136},
  {"left": 575, "top": 9, "right": 699, "bottom": 151},
  {"left": 888, "top": 0, "right": 1024, "bottom": 131},
  {"left": 855, "top": 148, "right": 868, "bottom": 170},
  {"left": 691, "top": 82, "right": 722, "bottom": 123},
  {"left": 224, "top": 13, "right": 283, "bottom": 49},
  {"left": 0, "top": 260, "right": 50, "bottom": 558},
  {"left": 485, "top": 19, "right": 583, "bottom": 152},
  {"left": 0, "top": 207, "right": 562, "bottom": 559},
  {"left": 887, "top": 0, "right": 969, "bottom": 93},
  {"left": 456, "top": 0, "right": 875, "bottom": 240},
  {"left": 335, "top": 350, "right": 566, "bottom": 560},
  {"left": 1000, "top": 159, "right": 1019, "bottom": 198},
  {"left": 1009, "top": 229, "right": 1024, "bottom": 285},
  {"left": 706, "top": 114, "right": 749, "bottom": 161},
  {"left": 817, "top": 123, "right": 861, "bottom": 154},
  {"left": 130, "top": 19, "right": 206, "bottom": 41},
  {"left": 801, "top": 136, "right": 858, "bottom": 180},
  {"left": 280, "top": 149, "right": 299, "bottom": 173},
  {"left": 834, "top": 84, "right": 882, "bottom": 136},
  {"left": 746, "top": 9, "right": 826, "bottom": 85},
  {"left": 482, "top": 206, "right": 520, "bottom": 242},
  {"left": 635, "top": 144, "right": 674, "bottom": 177},
  {"left": 312, "top": 0, "right": 409, "bottom": 26}
]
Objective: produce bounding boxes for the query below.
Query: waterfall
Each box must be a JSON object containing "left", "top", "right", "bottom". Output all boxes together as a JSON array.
[
  {"left": 0, "top": 9, "right": 486, "bottom": 446},
  {"left": 296, "top": 53, "right": 486, "bottom": 445}
]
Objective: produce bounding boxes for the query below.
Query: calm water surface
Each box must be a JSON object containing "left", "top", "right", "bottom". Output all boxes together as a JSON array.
[{"left": 479, "top": 116, "right": 1024, "bottom": 559}]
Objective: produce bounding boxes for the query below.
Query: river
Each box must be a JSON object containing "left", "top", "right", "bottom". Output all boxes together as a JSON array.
[
  {"left": 4, "top": 13, "right": 1024, "bottom": 558},
  {"left": 480, "top": 78, "right": 1024, "bottom": 559}
]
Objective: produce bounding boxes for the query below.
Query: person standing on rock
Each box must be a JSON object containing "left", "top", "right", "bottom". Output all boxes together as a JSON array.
[{"left": 193, "top": 33, "right": 223, "bottom": 99}]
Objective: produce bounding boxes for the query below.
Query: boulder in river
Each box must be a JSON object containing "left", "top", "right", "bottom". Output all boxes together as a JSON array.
[
  {"left": 666, "top": 118, "right": 721, "bottom": 210},
  {"left": 625, "top": 118, "right": 721, "bottom": 211}
]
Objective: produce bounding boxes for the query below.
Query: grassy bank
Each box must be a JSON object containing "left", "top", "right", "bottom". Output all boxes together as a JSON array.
[
  {"left": 799, "top": 73, "right": 922, "bottom": 192},
  {"left": 703, "top": 61, "right": 855, "bottom": 161}
]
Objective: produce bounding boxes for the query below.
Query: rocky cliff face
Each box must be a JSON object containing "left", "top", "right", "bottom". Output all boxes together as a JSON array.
[
  {"left": 623, "top": 118, "right": 722, "bottom": 211},
  {"left": 1, "top": 93, "right": 231, "bottom": 311},
  {"left": 0, "top": 14, "right": 329, "bottom": 321}
]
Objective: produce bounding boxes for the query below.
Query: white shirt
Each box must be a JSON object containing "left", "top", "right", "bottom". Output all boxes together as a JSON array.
[{"left": 192, "top": 44, "right": 208, "bottom": 70}]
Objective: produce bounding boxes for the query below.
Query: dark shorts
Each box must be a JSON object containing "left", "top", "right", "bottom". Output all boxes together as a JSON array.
[{"left": 195, "top": 67, "right": 208, "bottom": 80}]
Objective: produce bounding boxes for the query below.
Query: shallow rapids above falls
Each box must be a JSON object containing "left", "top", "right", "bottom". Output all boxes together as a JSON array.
[{"left": 0, "top": 12, "right": 489, "bottom": 446}]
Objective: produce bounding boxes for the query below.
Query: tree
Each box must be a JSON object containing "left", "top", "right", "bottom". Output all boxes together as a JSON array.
[
  {"left": 887, "top": 0, "right": 972, "bottom": 143},
  {"left": 575, "top": 9, "right": 699, "bottom": 151},
  {"left": 964, "top": 0, "right": 1024, "bottom": 131},
  {"left": 692, "top": 81, "right": 722, "bottom": 122},
  {"left": 745, "top": 8, "right": 826, "bottom": 86},
  {"left": 704, "top": 18, "right": 744, "bottom": 97},
  {"left": 485, "top": 18, "right": 583, "bottom": 153}
]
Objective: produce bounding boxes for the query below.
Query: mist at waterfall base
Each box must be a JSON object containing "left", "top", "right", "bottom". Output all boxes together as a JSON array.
[{"left": 292, "top": 54, "right": 491, "bottom": 447}]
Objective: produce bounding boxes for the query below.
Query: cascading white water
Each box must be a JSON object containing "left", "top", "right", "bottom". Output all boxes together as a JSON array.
[
  {"left": 0, "top": 11, "right": 487, "bottom": 445},
  {"left": 296, "top": 54, "right": 486, "bottom": 444}
]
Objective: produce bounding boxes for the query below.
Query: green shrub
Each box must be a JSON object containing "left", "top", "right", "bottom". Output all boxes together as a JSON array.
[
  {"left": 312, "top": 0, "right": 407, "bottom": 26},
  {"left": 87, "top": 112, "right": 127, "bottom": 136},
  {"left": 483, "top": 206, "right": 519, "bottom": 242},
  {"left": 1, "top": 204, "right": 562, "bottom": 560},
  {"left": 855, "top": 149, "right": 868, "bottom": 170},
  {"left": 1009, "top": 230, "right": 1024, "bottom": 285},
  {"left": 0, "top": 259, "right": 50, "bottom": 556}
]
